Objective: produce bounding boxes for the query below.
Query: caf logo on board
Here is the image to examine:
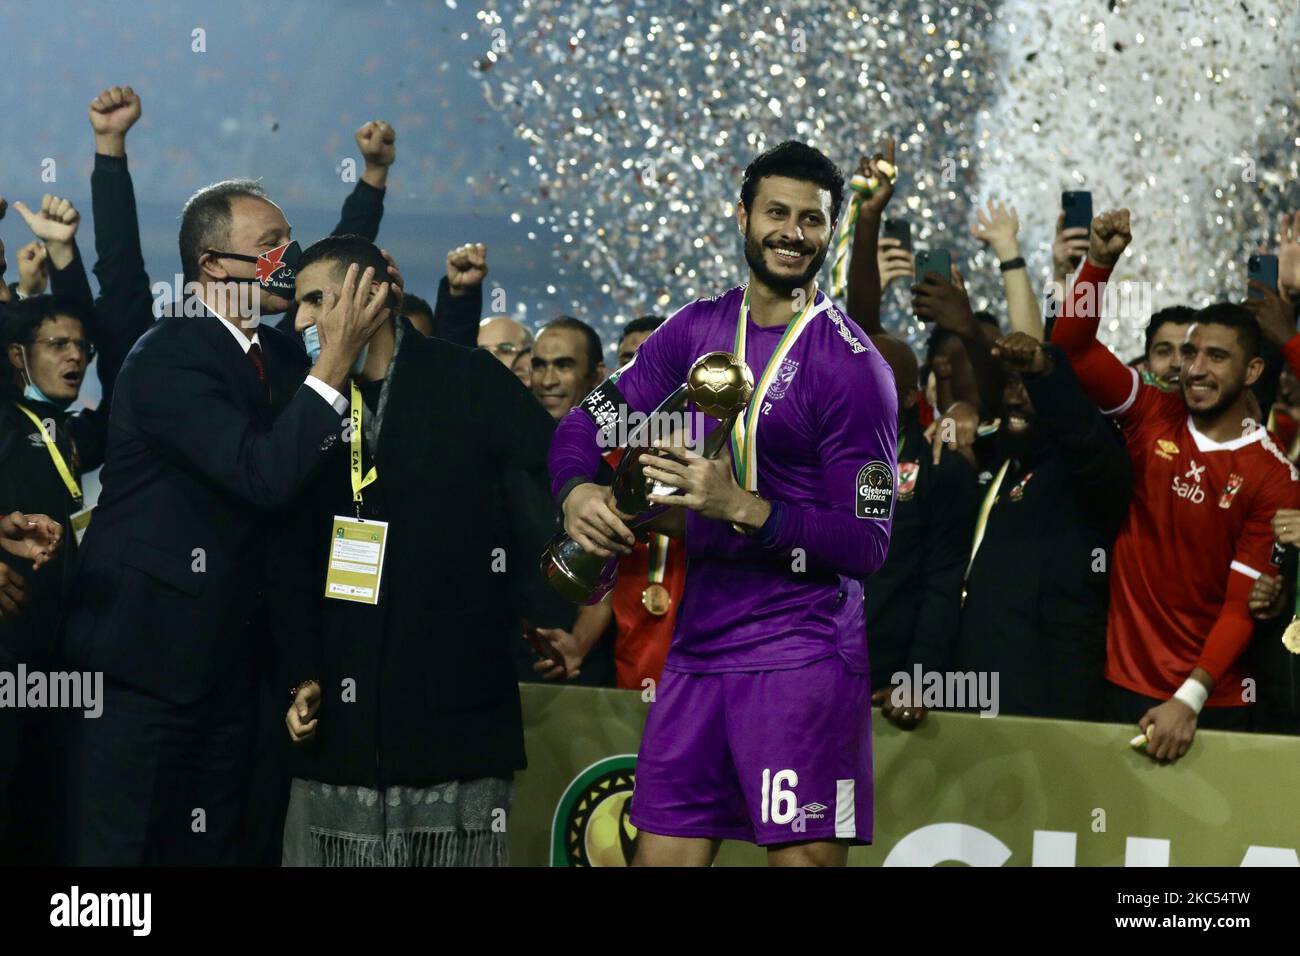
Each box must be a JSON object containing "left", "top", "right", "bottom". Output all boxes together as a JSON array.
[{"left": 550, "top": 755, "right": 639, "bottom": 867}]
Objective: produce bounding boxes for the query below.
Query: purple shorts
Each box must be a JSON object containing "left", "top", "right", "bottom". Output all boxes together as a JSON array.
[{"left": 629, "top": 654, "right": 873, "bottom": 846}]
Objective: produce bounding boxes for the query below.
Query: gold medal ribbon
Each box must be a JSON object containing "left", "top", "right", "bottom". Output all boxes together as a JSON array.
[
  {"left": 647, "top": 533, "right": 669, "bottom": 585},
  {"left": 830, "top": 174, "right": 875, "bottom": 298},
  {"left": 964, "top": 459, "right": 1010, "bottom": 586},
  {"left": 829, "top": 160, "right": 896, "bottom": 298},
  {"left": 729, "top": 286, "right": 828, "bottom": 491},
  {"left": 15, "top": 403, "right": 82, "bottom": 507},
  {"left": 349, "top": 379, "right": 378, "bottom": 513}
]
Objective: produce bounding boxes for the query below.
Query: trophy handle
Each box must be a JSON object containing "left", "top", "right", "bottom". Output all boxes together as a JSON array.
[{"left": 607, "top": 383, "right": 690, "bottom": 515}]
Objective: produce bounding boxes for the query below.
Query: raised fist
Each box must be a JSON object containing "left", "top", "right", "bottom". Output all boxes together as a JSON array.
[
  {"left": 1088, "top": 209, "right": 1132, "bottom": 269},
  {"left": 355, "top": 120, "right": 397, "bottom": 168},
  {"left": 15, "top": 241, "right": 49, "bottom": 297},
  {"left": 446, "top": 242, "right": 488, "bottom": 294},
  {"left": 88, "top": 85, "right": 142, "bottom": 137}
]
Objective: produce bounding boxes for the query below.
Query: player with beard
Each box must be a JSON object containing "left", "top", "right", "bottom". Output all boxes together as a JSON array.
[
  {"left": 949, "top": 332, "right": 1130, "bottom": 720},
  {"left": 1053, "top": 209, "right": 1300, "bottom": 760},
  {"left": 549, "top": 141, "right": 897, "bottom": 866}
]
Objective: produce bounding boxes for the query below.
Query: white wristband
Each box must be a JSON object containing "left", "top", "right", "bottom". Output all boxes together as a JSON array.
[{"left": 1173, "top": 678, "right": 1209, "bottom": 715}]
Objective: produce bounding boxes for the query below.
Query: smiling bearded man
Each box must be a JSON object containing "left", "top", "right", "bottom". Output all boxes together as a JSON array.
[{"left": 548, "top": 140, "right": 899, "bottom": 866}]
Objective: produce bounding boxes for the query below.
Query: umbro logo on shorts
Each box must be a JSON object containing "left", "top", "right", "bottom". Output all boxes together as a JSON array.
[{"left": 799, "top": 802, "right": 828, "bottom": 820}]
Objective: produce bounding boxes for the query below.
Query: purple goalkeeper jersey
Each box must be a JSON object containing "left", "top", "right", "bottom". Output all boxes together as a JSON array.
[{"left": 549, "top": 286, "right": 898, "bottom": 674}]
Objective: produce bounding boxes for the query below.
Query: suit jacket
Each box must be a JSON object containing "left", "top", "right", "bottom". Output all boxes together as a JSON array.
[
  {"left": 268, "top": 320, "right": 556, "bottom": 786},
  {"left": 61, "top": 313, "right": 343, "bottom": 705}
]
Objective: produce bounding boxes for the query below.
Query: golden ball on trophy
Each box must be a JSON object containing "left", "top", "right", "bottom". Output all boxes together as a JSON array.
[{"left": 686, "top": 351, "right": 755, "bottom": 420}]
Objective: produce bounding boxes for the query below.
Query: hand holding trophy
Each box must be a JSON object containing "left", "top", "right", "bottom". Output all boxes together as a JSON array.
[{"left": 541, "top": 351, "right": 754, "bottom": 604}]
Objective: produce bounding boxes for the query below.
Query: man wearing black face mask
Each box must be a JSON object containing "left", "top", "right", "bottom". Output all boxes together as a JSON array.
[
  {"left": 61, "top": 174, "right": 392, "bottom": 864},
  {"left": 950, "top": 332, "right": 1131, "bottom": 721},
  {"left": 86, "top": 86, "right": 393, "bottom": 352}
]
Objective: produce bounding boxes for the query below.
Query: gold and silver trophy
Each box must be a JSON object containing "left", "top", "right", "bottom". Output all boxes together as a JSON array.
[{"left": 541, "top": 351, "right": 754, "bottom": 604}]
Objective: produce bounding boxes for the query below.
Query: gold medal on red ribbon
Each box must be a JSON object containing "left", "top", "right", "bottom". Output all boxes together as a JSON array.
[
  {"left": 641, "top": 533, "right": 671, "bottom": 616},
  {"left": 641, "top": 582, "right": 671, "bottom": 617}
]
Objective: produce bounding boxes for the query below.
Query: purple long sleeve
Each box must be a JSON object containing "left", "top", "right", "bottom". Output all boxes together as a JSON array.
[
  {"left": 753, "top": 347, "right": 897, "bottom": 579},
  {"left": 548, "top": 305, "right": 690, "bottom": 499}
]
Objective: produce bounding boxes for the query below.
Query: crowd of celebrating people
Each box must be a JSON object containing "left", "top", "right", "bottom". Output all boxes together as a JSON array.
[{"left": 0, "top": 81, "right": 1298, "bottom": 867}]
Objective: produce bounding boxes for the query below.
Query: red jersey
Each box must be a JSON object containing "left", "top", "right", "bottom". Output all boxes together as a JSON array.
[
  {"left": 609, "top": 533, "right": 686, "bottom": 689},
  {"left": 603, "top": 449, "right": 686, "bottom": 689},
  {"left": 1054, "top": 260, "right": 1300, "bottom": 706}
]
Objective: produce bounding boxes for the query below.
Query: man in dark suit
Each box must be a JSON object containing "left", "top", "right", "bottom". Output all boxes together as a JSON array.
[{"left": 61, "top": 180, "right": 392, "bottom": 866}]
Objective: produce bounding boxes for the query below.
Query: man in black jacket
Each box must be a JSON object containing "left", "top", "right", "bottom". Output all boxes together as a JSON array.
[
  {"left": 273, "top": 235, "right": 555, "bottom": 866},
  {"left": 0, "top": 192, "right": 146, "bottom": 864},
  {"left": 952, "top": 332, "right": 1131, "bottom": 721},
  {"left": 61, "top": 179, "right": 390, "bottom": 865},
  {"left": 864, "top": 334, "right": 979, "bottom": 728}
]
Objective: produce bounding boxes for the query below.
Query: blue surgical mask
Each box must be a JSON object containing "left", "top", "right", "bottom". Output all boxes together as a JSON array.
[
  {"left": 23, "top": 381, "right": 73, "bottom": 411},
  {"left": 302, "top": 325, "right": 368, "bottom": 376},
  {"left": 19, "top": 348, "right": 74, "bottom": 411}
]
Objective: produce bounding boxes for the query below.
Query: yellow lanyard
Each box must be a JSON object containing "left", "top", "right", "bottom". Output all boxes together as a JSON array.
[
  {"left": 14, "top": 403, "right": 83, "bottom": 507},
  {"left": 647, "top": 533, "right": 669, "bottom": 585},
  {"left": 349, "top": 379, "right": 379, "bottom": 513},
  {"left": 964, "top": 459, "right": 1010, "bottom": 583},
  {"left": 729, "top": 286, "right": 823, "bottom": 491}
]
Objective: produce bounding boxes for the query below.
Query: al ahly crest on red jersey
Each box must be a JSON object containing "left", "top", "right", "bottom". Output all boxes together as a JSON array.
[{"left": 1218, "top": 473, "right": 1245, "bottom": 509}]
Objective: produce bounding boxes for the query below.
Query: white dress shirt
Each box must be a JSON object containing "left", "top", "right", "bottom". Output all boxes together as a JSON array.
[{"left": 207, "top": 305, "right": 348, "bottom": 414}]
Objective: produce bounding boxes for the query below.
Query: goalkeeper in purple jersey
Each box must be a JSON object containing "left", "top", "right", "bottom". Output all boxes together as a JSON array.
[{"left": 547, "top": 141, "right": 899, "bottom": 866}]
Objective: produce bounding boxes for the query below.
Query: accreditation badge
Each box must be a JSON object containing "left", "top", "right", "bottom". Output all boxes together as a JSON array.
[
  {"left": 70, "top": 507, "right": 93, "bottom": 547},
  {"left": 324, "top": 515, "right": 389, "bottom": 605}
]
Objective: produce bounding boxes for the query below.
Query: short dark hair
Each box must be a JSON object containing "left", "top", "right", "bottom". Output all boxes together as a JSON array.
[
  {"left": 178, "top": 179, "right": 268, "bottom": 284},
  {"left": 2, "top": 294, "right": 92, "bottom": 348},
  {"left": 740, "top": 141, "right": 845, "bottom": 226},
  {"left": 540, "top": 315, "right": 604, "bottom": 375},
  {"left": 1190, "top": 302, "right": 1261, "bottom": 359},
  {"left": 298, "top": 233, "right": 390, "bottom": 280},
  {"left": 1144, "top": 305, "right": 1195, "bottom": 356},
  {"left": 620, "top": 315, "right": 665, "bottom": 343},
  {"left": 402, "top": 293, "right": 434, "bottom": 324}
]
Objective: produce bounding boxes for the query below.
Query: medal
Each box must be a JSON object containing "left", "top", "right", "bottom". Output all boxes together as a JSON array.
[
  {"left": 641, "top": 533, "right": 671, "bottom": 616},
  {"left": 641, "top": 582, "right": 671, "bottom": 616}
]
